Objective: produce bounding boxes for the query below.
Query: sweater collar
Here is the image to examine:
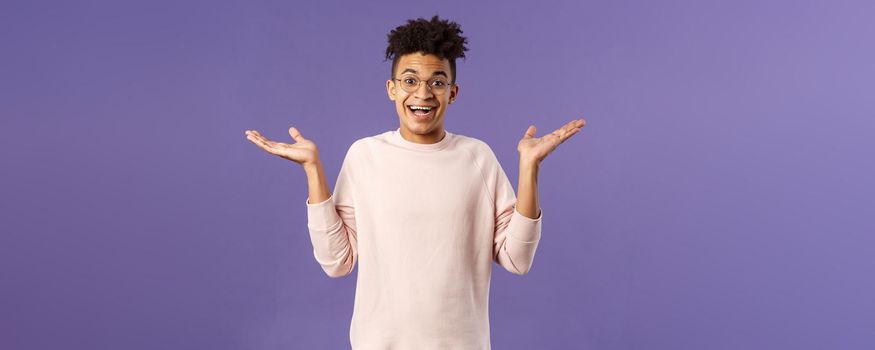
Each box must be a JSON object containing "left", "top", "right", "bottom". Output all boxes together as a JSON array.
[{"left": 391, "top": 128, "right": 453, "bottom": 152}]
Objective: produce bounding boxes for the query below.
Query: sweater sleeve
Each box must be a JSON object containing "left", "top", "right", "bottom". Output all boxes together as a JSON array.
[
  {"left": 305, "top": 144, "right": 359, "bottom": 278},
  {"left": 488, "top": 146, "right": 543, "bottom": 275}
]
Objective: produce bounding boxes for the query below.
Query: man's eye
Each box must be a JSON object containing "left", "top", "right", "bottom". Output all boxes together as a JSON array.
[
  {"left": 404, "top": 78, "right": 416, "bottom": 85},
  {"left": 431, "top": 80, "right": 445, "bottom": 87}
]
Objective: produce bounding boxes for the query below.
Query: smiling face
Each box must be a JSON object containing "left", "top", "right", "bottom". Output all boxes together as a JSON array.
[{"left": 386, "top": 51, "right": 459, "bottom": 144}]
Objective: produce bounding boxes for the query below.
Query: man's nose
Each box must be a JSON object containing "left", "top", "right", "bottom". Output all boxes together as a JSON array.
[{"left": 413, "top": 81, "right": 434, "bottom": 99}]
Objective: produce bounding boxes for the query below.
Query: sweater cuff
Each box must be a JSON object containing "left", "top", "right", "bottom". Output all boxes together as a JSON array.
[
  {"left": 306, "top": 195, "right": 342, "bottom": 231},
  {"left": 507, "top": 206, "right": 542, "bottom": 243}
]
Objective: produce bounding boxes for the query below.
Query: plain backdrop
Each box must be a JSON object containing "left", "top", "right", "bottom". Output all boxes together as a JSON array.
[{"left": 1, "top": 0, "right": 874, "bottom": 349}]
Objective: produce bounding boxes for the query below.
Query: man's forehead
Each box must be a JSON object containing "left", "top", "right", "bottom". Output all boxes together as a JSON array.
[{"left": 397, "top": 54, "right": 450, "bottom": 75}]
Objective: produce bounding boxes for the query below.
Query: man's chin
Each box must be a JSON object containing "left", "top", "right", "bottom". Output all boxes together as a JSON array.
[{"left": 408, "top": 120, "right": 437, "bottom": 132}]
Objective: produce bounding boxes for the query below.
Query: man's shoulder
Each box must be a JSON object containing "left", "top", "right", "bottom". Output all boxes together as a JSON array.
[
  {"left": 451, "top": 131, "right": 486, "bottom": 148},
  {"left": 451, "top": 132, "right": 497, "bottom": 158},
  {"left": 342, "top": 130, "right": 393, "bottom": 160},
  {"left": 346, "top": 130, "right": 390, "bottom": 154}
]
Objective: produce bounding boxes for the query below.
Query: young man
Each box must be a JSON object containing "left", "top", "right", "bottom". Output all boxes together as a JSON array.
[{"left": 245, "top": 15, "right": 585, "bottom": 350}]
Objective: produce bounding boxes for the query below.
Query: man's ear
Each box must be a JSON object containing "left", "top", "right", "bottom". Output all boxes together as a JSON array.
[
  {"left": 449, "top": 83, "right": 459, "bottom": 104},
  {"left": 386, "top": 79, "right": 396, "bottom": 101}
]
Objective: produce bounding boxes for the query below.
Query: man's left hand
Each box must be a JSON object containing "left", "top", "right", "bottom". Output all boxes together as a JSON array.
[{"left": 517, "top": 118, "right": 586, "bottom": 165}]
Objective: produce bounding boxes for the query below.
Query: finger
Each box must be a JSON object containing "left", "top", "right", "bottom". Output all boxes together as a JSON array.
[
  {"left": 554, "top": 124, "right": 575, "bottom": 142},
  {"left": 561, "top": 128, "right": 581, "bottom": 143},
  {"left": 563, "top": 120, "right": 578, "bottom": 131},
  {"left": 246, "top": 133, "right": 270, "bottom": 150},
  {"left": 251, "top": 131, "right": 277, "bottom": 146},
  {"left": 247, "top": 134, "right": 279, "bottom": 155},
  {"left": 245, "top": 130, "right": 277, "bottom": 150},
  {"left": 556, "top": 120, "right": 573, "bottom": 132},
  {"left": 547, "top": 120, "right": 581, "bottom": 143},
  {"left": 565, "top": 119, "right": 582, "bottom": 132},
  {"left": 254, "top": 133, "right": 291, "bottom": 151},
  {"left": 523, "top": 125, "right": 536, "bottom": 139},
  {"left": 550, "top": 126, "right": 566, "bottom": 139},
  {"left": 248, "top": 130, "right": 265, "bottom": 141},
  {"left": 248, "top": 133, "right": 269, "bottom": 146},
  {"left": 565, "top": 122, "right": 578, "bottom": 134},
  {"left": 289, "top": 127, "right": 305, "bottom": 142}
]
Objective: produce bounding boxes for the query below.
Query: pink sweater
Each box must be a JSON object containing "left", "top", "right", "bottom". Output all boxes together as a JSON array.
[{"left": 306, "top": 128, "right": 543, "bottom": 349}]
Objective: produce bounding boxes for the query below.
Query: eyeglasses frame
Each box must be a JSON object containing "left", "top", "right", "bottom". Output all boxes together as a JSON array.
[{"left": 392, "top": 75, "right": 456, "bottom": 95}]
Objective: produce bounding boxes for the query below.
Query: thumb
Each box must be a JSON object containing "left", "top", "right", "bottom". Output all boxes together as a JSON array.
[
  {"left": 289, "top": 127, "right": 305, "bottom": 142},
  {"left": 523, "top": 125, "right": 536, "bottom": 139}
]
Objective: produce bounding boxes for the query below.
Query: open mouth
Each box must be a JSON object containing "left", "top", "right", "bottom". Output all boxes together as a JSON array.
[{"left": 407, "top": 105, "right": 435, "bottom": 120}]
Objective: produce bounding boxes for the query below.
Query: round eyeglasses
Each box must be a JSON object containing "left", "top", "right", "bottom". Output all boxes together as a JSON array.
[{"left": 394, "top": 75, "right": 454, "bottom": 95}]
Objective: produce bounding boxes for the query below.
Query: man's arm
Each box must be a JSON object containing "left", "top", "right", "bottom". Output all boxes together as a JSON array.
[
  {"left": 244, "top": 127, "right": 358, "bottom": 278},
  {"left": 491, "top": 149, "right": 543, "bottom": 276},
  {"left": 493, "top": 119, "right": 586, "bottom": 275},
  {"left": 305, "top": 148, "right": 359, "bottom": 279},
  {"left": 304, "top": 160, "right": 330, "bottom": 204},
  {"left": 515, "top": 119, "right": 584, "bottom": 220},
  {"left": 515, "top": 160, "right": 540, "bottom": 220}
]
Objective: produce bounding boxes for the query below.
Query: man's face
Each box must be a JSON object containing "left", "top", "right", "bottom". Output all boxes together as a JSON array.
[{"left": 386, "top": 52, "right": 459, "bottom": 141}]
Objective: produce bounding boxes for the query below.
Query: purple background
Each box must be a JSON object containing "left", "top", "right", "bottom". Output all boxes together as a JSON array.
[{"left": 2, "top": 0, "right": 874, "bottom": 349}]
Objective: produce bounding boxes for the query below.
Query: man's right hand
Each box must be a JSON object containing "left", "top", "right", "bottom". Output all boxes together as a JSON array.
[{"left": 245, "top": 127, "right": 319, "bottom": 167}]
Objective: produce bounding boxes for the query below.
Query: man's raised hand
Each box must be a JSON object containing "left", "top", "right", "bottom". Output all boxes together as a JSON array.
[
  {"left": 517, "top": 118, "right": 586, "bottom": 165},
  {"left": 244, "top": 127, "right": 319, "bottom": 166}
]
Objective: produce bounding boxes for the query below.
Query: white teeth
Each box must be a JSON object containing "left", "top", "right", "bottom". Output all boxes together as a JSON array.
[{"left": 409, "top": 106, "right": 432, "bottom": 111}]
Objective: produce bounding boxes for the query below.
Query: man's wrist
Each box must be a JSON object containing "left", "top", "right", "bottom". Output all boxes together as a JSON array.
[
  {"left": 519, "top": 158, "right": 540, "bottom": 172},
  {"left": 303, "top": 159, "right": 322, "bottom": 171}
]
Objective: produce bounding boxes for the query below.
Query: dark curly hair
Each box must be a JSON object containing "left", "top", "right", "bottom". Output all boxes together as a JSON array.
[{"left": 384, "top": 15, "right": 469, "bottom": 84}]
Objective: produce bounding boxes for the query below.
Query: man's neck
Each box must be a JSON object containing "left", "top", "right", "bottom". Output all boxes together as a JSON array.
[{"left": 399, "top": 127, "right": 446, "bottom": 144}]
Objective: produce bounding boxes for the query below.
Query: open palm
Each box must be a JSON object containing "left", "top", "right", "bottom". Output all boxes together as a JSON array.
[
  {"left": 244, "top": 127, "right": 319, "bottom": 166},
  {"left": 517, "top": 118, "right": 586, "bottom": 164}
]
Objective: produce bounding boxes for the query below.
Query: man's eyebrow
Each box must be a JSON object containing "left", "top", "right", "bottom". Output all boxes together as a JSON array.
[{"left": 400, "top": 68, "right": 448, "bottom": 78}]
